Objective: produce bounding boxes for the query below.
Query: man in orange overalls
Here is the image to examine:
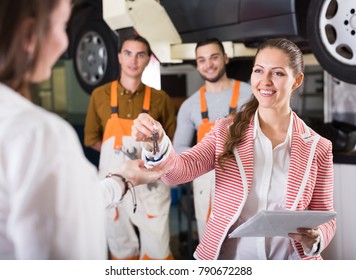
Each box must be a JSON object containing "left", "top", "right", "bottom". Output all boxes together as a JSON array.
[
  {"left": 173, "top": 38, "right": 252, "bottom": 240},
  {"left": 84, "top": 34, "right": 176, "bottom": 260}
]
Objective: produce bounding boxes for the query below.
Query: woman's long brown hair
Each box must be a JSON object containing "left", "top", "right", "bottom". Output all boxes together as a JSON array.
[
  {"left": 0, "top": 0, "right": 60, "bottom": 97},
  {"left": 217, "top": 38, "right": 304, "bottom": 167}
]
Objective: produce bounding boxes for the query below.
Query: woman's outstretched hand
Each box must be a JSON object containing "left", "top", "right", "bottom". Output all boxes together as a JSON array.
[
  {"left": 132, "top": 113, "right": 164, "bottom": 144},
  {"left": 116, "top": 159, "right": 164, "bottom": 186}
]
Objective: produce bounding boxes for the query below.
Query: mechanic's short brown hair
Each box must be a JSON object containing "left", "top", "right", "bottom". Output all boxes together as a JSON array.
[{"left": 119, "top": 34, "right": 153, "bottom": 57}]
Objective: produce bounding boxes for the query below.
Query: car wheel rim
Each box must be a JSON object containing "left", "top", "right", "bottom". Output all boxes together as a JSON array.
[
  {"left": 76, "top": 31, "right": 108, "bottom": 85},
  {"left": 319, "top": 0, "right": 356, "bottom": 65}
]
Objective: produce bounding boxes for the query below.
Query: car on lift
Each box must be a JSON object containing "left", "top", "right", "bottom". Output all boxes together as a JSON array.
[{"left": 66, "top": 0, "right": 356, "bottom": 94}]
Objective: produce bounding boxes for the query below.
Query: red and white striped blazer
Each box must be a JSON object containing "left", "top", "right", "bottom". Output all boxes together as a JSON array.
[{"left": 162, "top": 112, "right": 335, "bottom": 260}]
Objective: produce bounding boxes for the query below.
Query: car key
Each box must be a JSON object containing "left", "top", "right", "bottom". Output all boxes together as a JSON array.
[{"left": 151, "top": 123, "right": 160, "bottom": 155}]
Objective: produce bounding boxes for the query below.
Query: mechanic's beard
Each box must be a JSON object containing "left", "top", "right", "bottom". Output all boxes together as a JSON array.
[{"left": 200, "top": 67, "right": 226, "bottom": 83}]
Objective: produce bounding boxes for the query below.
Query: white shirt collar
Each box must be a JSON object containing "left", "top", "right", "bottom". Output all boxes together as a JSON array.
[{"left": 253, "top": 109, "right": 294, "bottom": 145}]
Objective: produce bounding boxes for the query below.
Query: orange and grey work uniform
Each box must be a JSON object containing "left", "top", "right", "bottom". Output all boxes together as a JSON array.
[
  {"left": 173, "top": 80, "right": 252, "bottom": 240},
  {"left": 84, "top": 81, "right": 176, "bottom": 260}
]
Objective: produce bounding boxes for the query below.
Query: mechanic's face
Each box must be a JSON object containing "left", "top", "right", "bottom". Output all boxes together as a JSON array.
[
  {"left": 30, "top": 0, "right": 70, "bottom": 83},
  {"left": 250, "top": 47, "right": 303, "bottom": 114},
  {"left": 196, "top": 43, "right": 228, "bottom": 83},
  {"left": 118, "top": 40, "right": 150, "bottom": 79}
]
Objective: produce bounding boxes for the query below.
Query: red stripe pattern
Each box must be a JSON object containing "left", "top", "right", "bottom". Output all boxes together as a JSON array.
[{"left": 162, "top": 112, "right": 335, "bottom": 260}]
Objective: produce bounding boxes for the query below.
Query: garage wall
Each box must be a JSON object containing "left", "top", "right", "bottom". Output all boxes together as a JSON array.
[{"left": 322, "top": 164, "right": 356, "bottom": 260}]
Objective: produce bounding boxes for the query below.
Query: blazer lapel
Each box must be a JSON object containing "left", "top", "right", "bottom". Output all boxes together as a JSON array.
[
  {"left": 233, "top": 123, "right": 255, "bottom": 195},
  {"left": 231, "top": 113, "right": 320, "bottom": 211},
  {"left": 285, "top": 114, "right": 320, "bottom": 210}
]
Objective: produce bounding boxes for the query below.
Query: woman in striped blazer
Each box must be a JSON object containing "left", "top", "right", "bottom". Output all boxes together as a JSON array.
[{"left": 132, "top": 38, "right": 336, "bottom": 260}]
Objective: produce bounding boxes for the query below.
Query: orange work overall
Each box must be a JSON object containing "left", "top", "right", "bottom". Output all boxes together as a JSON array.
[
  {"left": 101, "top": 81, "right": 172, "bottom": 260},
  {"left": 197, "top": 81, "right": 241, "bottom": 142},
  {"left": 193, "top": 81, "right": 240, "bottom": 240},
  {"left": 98, "top": 81, "right": 151, "bottom": 178}
]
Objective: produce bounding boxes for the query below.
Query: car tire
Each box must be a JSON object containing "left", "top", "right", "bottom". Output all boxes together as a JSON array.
[
  {"left": 307, "top": 0, "right": 356, "bottom": 84},
  {"left": 73, "top": 20, "right": 119, "bottom": 94}
]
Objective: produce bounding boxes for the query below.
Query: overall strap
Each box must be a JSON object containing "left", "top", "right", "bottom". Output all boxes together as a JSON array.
[
  {"left": 142, "top": 86, "right": 151, "bottom": 113},
  {"left": 229, "top": 81, "right": 240, "bottom": 115},
  {"left": 111, "top": 82, "right": 151, "bottom": 116},
  {"left": 110, "top": 81, "right": 119, "bottom": 118},
  {"left": 199, "top": 85, "right": 209, "bottom": 124},
  {"left": 199, "top": 80, "right": 241, "bottom": 121}
]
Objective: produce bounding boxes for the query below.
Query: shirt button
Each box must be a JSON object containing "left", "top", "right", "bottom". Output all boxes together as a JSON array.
[
  {"left": 127, "top": 114, "right": 131, "bottom": 118},
  {"left": 128, "top": 99, "right": 132, "bottom": 103}
]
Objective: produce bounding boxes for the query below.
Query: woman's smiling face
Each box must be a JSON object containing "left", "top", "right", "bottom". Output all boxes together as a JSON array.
[{"left": 250, "top": 47, "right": 303, "bottom": 113}]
